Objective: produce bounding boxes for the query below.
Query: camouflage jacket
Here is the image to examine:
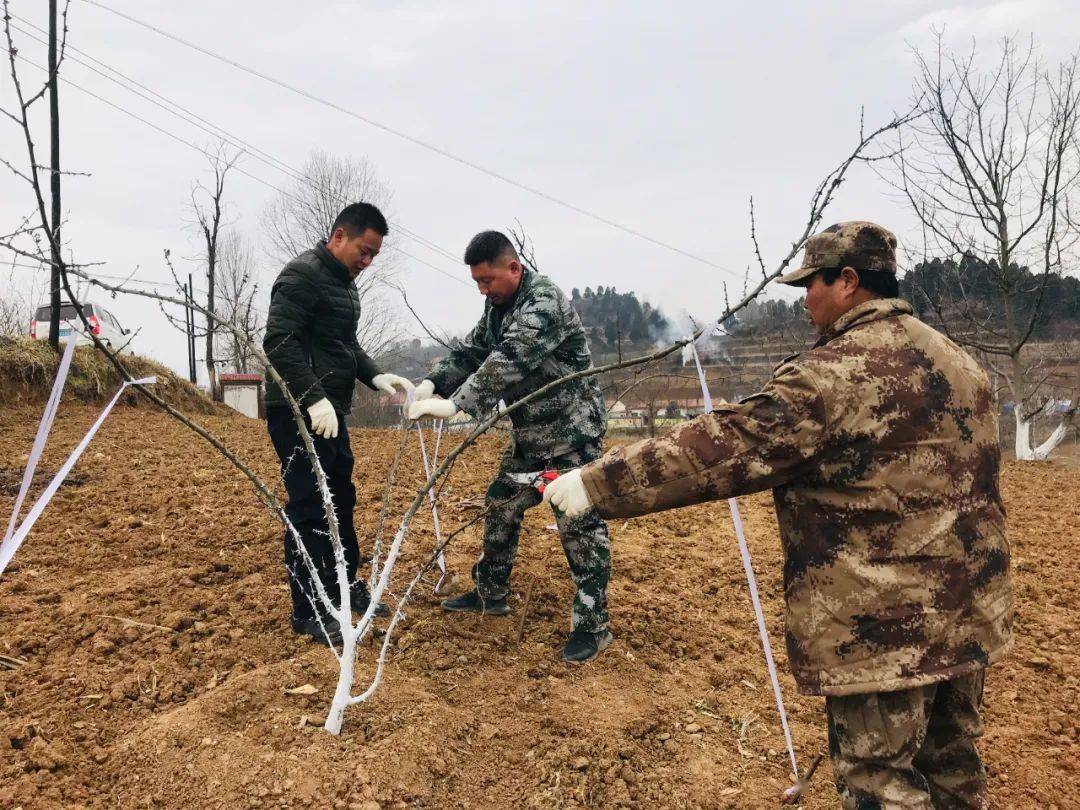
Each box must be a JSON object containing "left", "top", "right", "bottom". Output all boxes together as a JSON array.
[
  {"left": 428, "top": 269, "right": 606, "bottom": 458},
  {"left": 579, "top": 299, "right": 1013, "bottom": 696}
]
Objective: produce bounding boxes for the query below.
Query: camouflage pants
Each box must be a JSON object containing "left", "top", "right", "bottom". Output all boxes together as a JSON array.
[
  {"left": 473, "top": 441, "right": 611, "bottom": 633},
  {"left": 826, "top": 671, "right": 987, "bottom": 809}
]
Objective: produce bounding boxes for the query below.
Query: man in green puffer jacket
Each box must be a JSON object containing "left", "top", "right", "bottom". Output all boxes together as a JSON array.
[{"left": 263, "top": 202, "right": 412, "bottom": 645}]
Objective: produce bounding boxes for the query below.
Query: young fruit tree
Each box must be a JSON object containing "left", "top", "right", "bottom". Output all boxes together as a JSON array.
[
  {"left": 58, "top": 110, "right": 902, "bottom": 733},
  {"left": 0, "top": 6, "right": 915, "bottom": 735},
  {"left": 890, "top": 35, "right": 1080, "bottom": 460}
]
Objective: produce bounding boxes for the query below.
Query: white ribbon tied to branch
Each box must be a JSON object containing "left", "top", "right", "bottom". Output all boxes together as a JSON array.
[
  {"left": 686, "top": 335, "right": 799, "bottom": 780},
  {"left": 0, "top": 345, "right": 156, "bottom": 576},
  {"left": 403, "top": 388, "right": 448, "bottom": 592},
  {"left": 415, "top": 418, "right": 448, "bottom": 593}
]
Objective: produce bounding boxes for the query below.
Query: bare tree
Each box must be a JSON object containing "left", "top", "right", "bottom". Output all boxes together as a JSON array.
[
  {"left": 0, "top": 261, "right": 46, "bottom": 336},
  {"left": 215, "top": 232, "right": 264, "bottom": 373},
  {"left": 191, "top": 145, "right": 239, "bottom": 397},
  {"left": 890, "top": 35, "right": 1080, "bottom": 459},
  {"left": 2, "top": 9, "right": 913, "bottom": 737},
  {"left": 261, "top": 149, "right": 390, "bottom": 261},
  {"left": 261, "top": 148, "right": 404, "bottom": 359}
]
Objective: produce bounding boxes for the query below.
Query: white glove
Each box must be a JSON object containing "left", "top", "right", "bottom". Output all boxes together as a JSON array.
[
  {"left": 371, "top": 373, "right": 414, "bottom": 396},
  {"left": 543, "top": 468, "right": 593, "bottom": 517},
  {"left": 306, "top": 397, "right": 339, "bottom": 439},
  {"left": 413, "top": 379, "right": 435, "bottom": 400},
  {"left": 407, "top": 397, "right": 458, "bottom": 421}
]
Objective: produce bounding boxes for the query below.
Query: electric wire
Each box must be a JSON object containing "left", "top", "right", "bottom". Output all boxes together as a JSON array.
[
  {"left": 9, "top": 16, "right": 465, "bottom": 272},
  {"left": 14, "top": 54, "right": 471, "bottom": 289},
  {"left": 79, "top": 0, "right": 741, "bottom": 278}
]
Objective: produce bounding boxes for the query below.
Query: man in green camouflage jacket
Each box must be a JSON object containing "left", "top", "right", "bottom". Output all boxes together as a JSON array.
[
  {"left": 545, "top": 222, "right": 1013, "bottom": 807},
  {"left": 408, "top": 230, "right": 612, "bottom": 663}
]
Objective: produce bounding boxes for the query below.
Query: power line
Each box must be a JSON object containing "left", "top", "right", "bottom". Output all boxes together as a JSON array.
[
  {"left": 15, "top": 54, "right": 472, "bottom": 289},
  {"left": 4, "top": 258, "right": 211, "bottom": 296},
  {"left": 10, "top": 15, "right": 465, "bottom": 272},
  {"left": 79, "top": 0, "right": 740, "bottom": 278}
]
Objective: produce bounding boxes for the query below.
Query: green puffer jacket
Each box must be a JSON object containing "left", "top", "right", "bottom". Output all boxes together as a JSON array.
[{"left": 263, "top": 242, "right": 382, "bottom": 413}]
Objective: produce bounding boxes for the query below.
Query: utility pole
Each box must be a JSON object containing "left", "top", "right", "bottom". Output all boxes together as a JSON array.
[
  {"left": 186, "top": 274, "right": 197, "bottom": 384},
  {"left": 182, "top": 281, "right": 194, "bottom": 384},
  {"left": 47, "top": 0, "right": 62, "bottom": 350}
]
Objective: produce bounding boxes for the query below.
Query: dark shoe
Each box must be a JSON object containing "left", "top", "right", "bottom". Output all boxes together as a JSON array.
[
  {"left": 561, "top": 629, "right": 613, "bottom": 663},
  {"left": 441, "top": 589, "right": 510, "bottom": 616},
  {"left": 292, "top": 616, "right": 343, "bottom": 646},
  {"left": 350, "top": 582, "right": 390, "bottom": 618}
]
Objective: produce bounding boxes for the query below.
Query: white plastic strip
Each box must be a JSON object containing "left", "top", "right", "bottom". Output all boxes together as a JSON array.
[
  {"left": 0, "top": 375, "right": 156, "bottom": 576},
  {"left": 3, "top": 339, "right": 76, "bottom": 546},
  {"left": 415, "top": 419, "right": 448, "bottom": 592},
  {"left": 687, "top": 337, "right": 798, "bottom": 776}
]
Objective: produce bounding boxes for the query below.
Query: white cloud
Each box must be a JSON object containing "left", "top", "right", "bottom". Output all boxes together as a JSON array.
[{"left": 899, "top": 1, "right": 1080, "bottom": 59}]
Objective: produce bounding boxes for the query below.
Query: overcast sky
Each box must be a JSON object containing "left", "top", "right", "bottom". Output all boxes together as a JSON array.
[{"left": 3, "top": 1, "right": 1079, "bottom": 381}]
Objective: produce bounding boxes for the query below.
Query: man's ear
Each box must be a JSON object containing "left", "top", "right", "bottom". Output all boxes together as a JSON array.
[
  {"left": 507, "top": 258, "right": 523, "bottom": 276},
  {"left": 328, "top": 226, "right": 345, "bottom": 246},
  {"left": 840, "top": 266, "right": 860, "bottom": 295}
]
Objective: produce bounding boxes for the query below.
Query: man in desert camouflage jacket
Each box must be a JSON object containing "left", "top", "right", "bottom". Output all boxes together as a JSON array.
[
  {"left": 407, "top": 230, "right": 612, "bottom": 664},
  {"left": 545, "top": 222, "right": 1013, "bottom": 807}
]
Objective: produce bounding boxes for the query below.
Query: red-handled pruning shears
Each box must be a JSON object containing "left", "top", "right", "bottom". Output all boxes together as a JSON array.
[{"left": 508, "top": 469, "right": 560, "bottom": 493}]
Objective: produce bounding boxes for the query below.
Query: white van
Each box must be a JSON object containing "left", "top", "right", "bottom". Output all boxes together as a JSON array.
[{"left": 30, "top": 301, "right": 130, "bottom": 348}]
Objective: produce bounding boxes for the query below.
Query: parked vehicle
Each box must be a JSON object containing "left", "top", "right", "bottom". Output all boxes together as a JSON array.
[{"left": 30, "top": 301, "right": 130, "bottom": 348}]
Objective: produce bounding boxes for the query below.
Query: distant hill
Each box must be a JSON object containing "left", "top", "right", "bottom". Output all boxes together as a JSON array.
[
  {"left": 901, "top": 256, "right": 1080, "bottom": 340},
  {"left": 569, "top": 286, "right": 669, "bottom": 360}
]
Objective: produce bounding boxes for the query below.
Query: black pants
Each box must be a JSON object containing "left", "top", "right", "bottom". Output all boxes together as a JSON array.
[{"left": 266, "top": 407, "right": 361, "bottom": 624}]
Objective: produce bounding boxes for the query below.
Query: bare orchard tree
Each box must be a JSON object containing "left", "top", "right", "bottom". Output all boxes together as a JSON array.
[
  {"left": 890, "top": 35, "right": 1080, "bottom": 459},
  {"left": 215, "top": 232, "right": 264, "bottom": 373},
  {"left": 191, "top": 145, "right": 240, "bottom": 398},
  {"left": 67, "top": 113, "right": 891, "bottom": 728},
  {"left": 261, "top": 148, "right": 403, "bottom": 360},
  {"left": 2, "top": 11, "right": 914, "bottom": 736}
]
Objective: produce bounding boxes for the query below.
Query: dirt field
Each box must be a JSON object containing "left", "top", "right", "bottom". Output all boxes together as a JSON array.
[{"left": 1, "top": 403, "right": 1077, "bottom": 808}]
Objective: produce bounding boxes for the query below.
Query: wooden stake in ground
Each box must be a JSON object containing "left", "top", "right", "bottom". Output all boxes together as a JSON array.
[{"left": 516, "top": 580, "right": 534, "bottom": 643}]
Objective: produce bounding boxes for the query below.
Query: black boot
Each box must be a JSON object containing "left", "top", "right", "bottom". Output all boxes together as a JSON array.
[
  {"left": 441, "top": 589, "right": 510, "bottom": 616},
  {"left": 291, "top": 615, "right": 343, "bottom": 646},
  {"left": 561, "top": 629, "right": 613, "bottom": 663},
  {"left": 349, "top": 581, "right": 390, "bottom": 618}
]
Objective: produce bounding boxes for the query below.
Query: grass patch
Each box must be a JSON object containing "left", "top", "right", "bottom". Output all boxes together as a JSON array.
[{"left": 0, "top": 336, "right": 221, "bottom": 414}]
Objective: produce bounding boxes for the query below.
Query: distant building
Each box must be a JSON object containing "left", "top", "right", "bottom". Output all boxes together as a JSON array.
[{"left": 218, "top": 373, "right": 263, "bottom": 419}]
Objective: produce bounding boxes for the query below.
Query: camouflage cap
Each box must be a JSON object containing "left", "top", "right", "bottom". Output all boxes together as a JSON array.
[{"left": 778, "top": 221, "right": 897, "bottom": 286}]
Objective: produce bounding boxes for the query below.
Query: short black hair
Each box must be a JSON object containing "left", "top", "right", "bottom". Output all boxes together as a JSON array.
[
  {"left": 819, "top": 266, "right": 899, "bottom": 298},
  {"left": 331, "top": 202, "right": 389, "bottom": 238},
  {"left": 463, "top": 230, "right": 517, "bottom": 266}
]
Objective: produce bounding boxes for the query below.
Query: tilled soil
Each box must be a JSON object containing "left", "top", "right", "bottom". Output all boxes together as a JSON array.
[{"left": 0, "top": 404, "right": 1077, "bottom": 809}]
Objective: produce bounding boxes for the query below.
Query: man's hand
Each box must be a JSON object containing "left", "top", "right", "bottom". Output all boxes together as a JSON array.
[
  {"left": 408, "top": 398, "right": 458, "bottom": 420},
  {"left": 371, "top": 373, "right": 414, "bottom": 396},
  {"left": 307, "top": 397, "right": 339, "bottom": 439},
  {"left": 413, "top": 379, "right": 435, "bottom": 400},
  {"left": 542, "top": 468, "right": 593, "bottom": 517}
]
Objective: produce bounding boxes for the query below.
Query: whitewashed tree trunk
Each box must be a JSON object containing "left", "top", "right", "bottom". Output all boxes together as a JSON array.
[
  {"left": 323, "top": 622, "right": 356, "bottom": 736},
  {"left": 1032, "top": 420, "right": 1070, "bottom": 460},
  {"left": 1014, "top": 403, "right": 1074, "bottom": 462},
  {"left": 1014, "top": 411, "right": 1035, "bottom": 461}
]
